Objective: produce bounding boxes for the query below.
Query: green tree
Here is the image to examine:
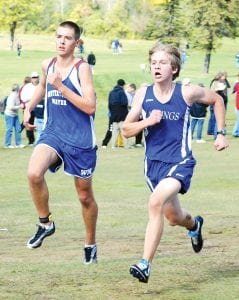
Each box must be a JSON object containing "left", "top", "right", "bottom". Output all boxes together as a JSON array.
[
  {"left": 68, "top": 0, "right": 146, "bottom": 39},
  {"left": 185, "top": 0, "right": 239, "bottom": 73},
  {"left": 0, "top": 0, "right": 40, "bottom": 49},
  {"left": 67, "top": 0, "right": 102, "bottom": 36},
  {"left": 103, "top": 0, "right": 130, "bottom": 38},
  {"left": 126, "top": 0, "right": 151, "bottom": 38},
  {"left": 142, "top": 0, "right": 184, "bottom": 46},
  {"left": 30, "top": 0, "right": 61, "bottom": 32}
]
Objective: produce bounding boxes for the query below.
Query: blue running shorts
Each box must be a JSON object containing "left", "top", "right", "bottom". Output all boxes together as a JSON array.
[
  {"left": 144, "top": 157, "right": 196, "bottom": 194},
  {"left": 37, "top": 132, "right": 97, "bottom": 178}
]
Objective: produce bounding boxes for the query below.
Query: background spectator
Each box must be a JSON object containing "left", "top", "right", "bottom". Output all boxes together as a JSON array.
[
  {"left": 190, "top": 84, "right": 208, "bottom": 143},
  {"left": 16, "top": 41, "right": 22, "bottom": 57},
  {"left": 232, "top": 73, "right": 239, "bottom": 137},
  {"left": 87, "top": 51, "right": 96, "bottom": 74},
  {"left": 19, "top": 76, "right": 31, "bottom": 131},
  {"left": 125, "top": 83, "right": 136, "bottom": 110},
  {"left": 78, "top": 39, "right": 84, "bottom": 54},
  {"left": 34, "top": 99, "right": 45, "bottom": 143},
  {"left": 4, "top": 83, "right": 25, "bottom": 148},
  {"left": 235, "top": 52, "right": 239, "bottom": 68},
  {"left": 108, "top": 79, "right": 130, "bottom": 148},
  {"left": 208, "top": 71, "right": 229, "bottom": 136},
  {"left": 20, "top": 72, "right": 40, "bottom": 145}
]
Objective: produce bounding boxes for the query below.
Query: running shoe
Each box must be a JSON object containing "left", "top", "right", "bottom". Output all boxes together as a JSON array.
[
  {"left": 129, "top": 259, "right": 151, "bottom": 283},
  {"left": 188, "top": 216, "right": 204, "bottom": 253},
  {"left": 27, "top": 222, "right": 55, "bottom": 249},
  {"left": 84, "top": 244, "right": 97, "bottom": 264}
]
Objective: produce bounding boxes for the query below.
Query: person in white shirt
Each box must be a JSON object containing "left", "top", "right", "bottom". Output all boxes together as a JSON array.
[
  {"left": 125, "top": 83, "right": 136, "bottom": 110},
  {"left": 4, "top": 84, "right": 25, "bottom": 148},
  {"left": 20, "top": 72, "right": 39, "bottom": 145}
]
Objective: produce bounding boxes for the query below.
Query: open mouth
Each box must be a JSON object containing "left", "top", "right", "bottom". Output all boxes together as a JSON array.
[{"left": 155, "top": 72, "right": 161, "bottom": 77}]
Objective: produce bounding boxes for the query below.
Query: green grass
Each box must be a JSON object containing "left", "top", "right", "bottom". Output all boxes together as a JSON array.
[{"left": 0, "top": 34, "right": 239, "bottom": 299}]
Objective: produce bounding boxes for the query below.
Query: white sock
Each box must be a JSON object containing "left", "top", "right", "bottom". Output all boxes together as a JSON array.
[
  {"left": 40, "top": 222, "right": 53, "bottom": 229},
  {"left": 85, "top": 244, "right": 96, "bottom": 248}
]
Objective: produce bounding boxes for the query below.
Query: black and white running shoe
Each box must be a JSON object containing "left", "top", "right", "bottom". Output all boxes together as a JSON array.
[
  {"left": 27, "top": 222, "right": 55, "bottom": 249},
  {"left": 84, "top": 244, "right": 97, "bottom": 264}
]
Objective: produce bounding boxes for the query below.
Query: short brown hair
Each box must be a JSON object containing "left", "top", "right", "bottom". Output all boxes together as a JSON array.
[
  {"left": 149, "top": 42, "right": 181, "bottom": 80},
  {"left": 59, "top": 21, "right": 82, "bottom": 40}
]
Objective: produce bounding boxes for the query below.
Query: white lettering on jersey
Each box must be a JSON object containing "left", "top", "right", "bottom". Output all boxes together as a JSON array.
[
  {"left": 52, "top": 98, "right": 67, "bottom": 106},
  {"left": 161, "top": 111, "right": 180, "bottom": 121},
  {"left": 48, "top": 90, "right": 62, "bottom": 97}
]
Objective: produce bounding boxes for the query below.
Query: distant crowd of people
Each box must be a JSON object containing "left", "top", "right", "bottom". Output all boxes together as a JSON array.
[
  {"left": 1, "top": 72, "right": 44, "bottom": 148},
  {"left": 177, "top": 70, "right": 239, "bottom": 143},
  {"left": 100, "top": 69, "right": 239, "bottom": 150},
  {"left": 2, "top": 69, "right": 239, "bottom": 149},
  {"left": 111, "top": 38, "right": 123, "bottom": 54}
]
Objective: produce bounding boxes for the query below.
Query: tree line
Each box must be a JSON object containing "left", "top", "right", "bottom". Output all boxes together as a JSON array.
[{"left": 0, "top": 0, "right": 238, "bottom": 72}]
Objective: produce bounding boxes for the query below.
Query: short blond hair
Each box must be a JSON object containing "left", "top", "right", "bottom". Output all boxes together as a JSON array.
[{"left": 149, "top": 42, "right": 181, "bottom": 80}]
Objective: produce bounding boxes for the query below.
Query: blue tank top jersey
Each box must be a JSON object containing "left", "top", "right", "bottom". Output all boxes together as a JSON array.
[
  {"left": 44, "top": 59, "right": 96, "bottom": 149},
  {"left": 142, "top": 83, "right": 193, "bottom": 163}
]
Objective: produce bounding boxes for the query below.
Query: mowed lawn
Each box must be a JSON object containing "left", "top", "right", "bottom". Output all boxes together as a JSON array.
[{"left": 0, "top": 34, "right": 239, "bottom": 299}]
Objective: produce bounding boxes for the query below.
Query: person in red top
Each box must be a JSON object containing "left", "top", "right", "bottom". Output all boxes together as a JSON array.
[{"left": 232, "top": 74, "right": 239, "bottom": 137}]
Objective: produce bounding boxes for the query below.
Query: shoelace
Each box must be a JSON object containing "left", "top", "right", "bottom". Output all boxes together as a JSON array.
[
  {"left": 138, "top": 260, "right": 150, "bottom": 274},
  {"left": 85, "top": 247, "right": 93, "bottom": 261},
  {"left": 34, "top": 225, "right": 45, "bottom": 239},
  {"left": 191, "top": 236, "right": 199, "bottom": 244},
  {"left": 188, "top": 220, "right": 200, "bottom": 238}
]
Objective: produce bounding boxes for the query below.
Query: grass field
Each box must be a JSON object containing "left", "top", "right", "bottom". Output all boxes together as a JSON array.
[{"left": 0, "top": 33, "right": 239, "bottom": 299}]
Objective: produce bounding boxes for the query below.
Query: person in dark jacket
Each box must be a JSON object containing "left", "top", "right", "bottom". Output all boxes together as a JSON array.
[
  {"left": 109, "top": 79, "right": 130, "bottom": 148},
  {"left": 87, "top": 51, "right": 96, "bottom": 74},
  {"left": 34, "top": 98, "right": 45, "bottom": 143},
  {"left": 190, "top": 84, "right": 208, "bottom": 143}
]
